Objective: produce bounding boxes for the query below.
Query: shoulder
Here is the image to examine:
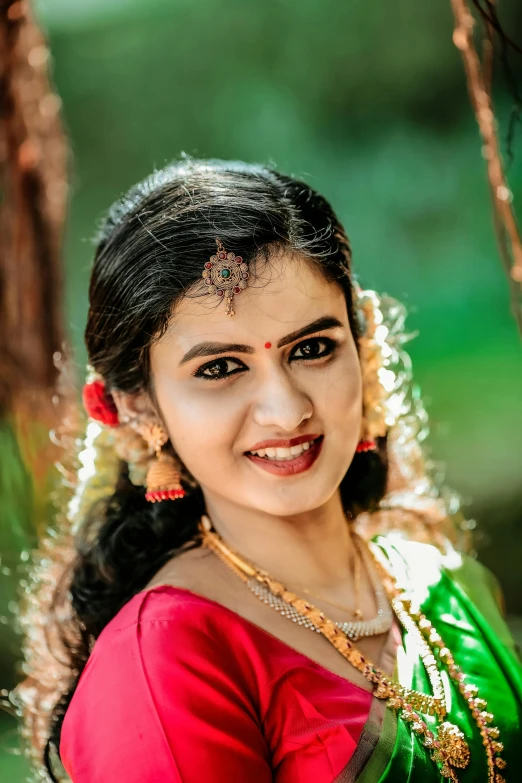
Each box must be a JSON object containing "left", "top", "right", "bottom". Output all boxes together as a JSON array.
[
  {"left": 110, "top": 581, "right": 231, "bottom": 631},
  {"left": 61, "top": 587, "right": 264, "bottom": 771},
  {"left": 86, "top": 584, "right": 227, "bottom": 655},
  {"left": 60, "top": 585, "right": 274, "bottom": 782},
  {"left": 69, "top": 582, "right": 275, "bottom": 710},
  {"left": 86, "top": 583, "right": 263, "bottom": 684},
  {"left": 93, "top": 541, "right": 252, "bottom": 659}
]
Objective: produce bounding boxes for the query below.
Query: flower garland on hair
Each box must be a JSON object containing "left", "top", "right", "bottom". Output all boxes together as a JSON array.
[
  {"left": 353, "top": 285, "right": 464, "bottom": 549},
  {"left": 354, "top": 284, "right": 392, "bottom": 443}
]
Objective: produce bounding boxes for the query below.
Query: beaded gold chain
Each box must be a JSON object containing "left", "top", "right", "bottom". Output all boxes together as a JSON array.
[
  {"left": 198, "top": 515, "right": 506, "bottom": 783},
  {"left": 369, "top": 546, "right": 506, "bottom": 783}
]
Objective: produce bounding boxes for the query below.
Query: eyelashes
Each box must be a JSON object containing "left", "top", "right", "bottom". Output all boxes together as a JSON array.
[{"left": 192, "top": 336, "right": 339, "bottom": 382}]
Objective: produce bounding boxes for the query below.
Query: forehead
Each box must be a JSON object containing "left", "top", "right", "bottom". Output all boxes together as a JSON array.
[{"left": 157, "top": 251, "right": 348, "bottom": 350}]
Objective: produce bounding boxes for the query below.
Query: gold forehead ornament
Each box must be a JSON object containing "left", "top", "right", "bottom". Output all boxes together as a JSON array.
[{"left": 201, "top": 238, "right": 250, "bottom": 316}]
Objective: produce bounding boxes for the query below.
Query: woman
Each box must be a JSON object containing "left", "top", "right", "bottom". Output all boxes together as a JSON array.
[{"left": 14, "top": 158, "right": 522, "bottom": 782}]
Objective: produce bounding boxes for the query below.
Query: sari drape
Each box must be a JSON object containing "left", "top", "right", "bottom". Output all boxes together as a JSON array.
[{"left": 337, "top": 536, "right": 522, "bottom": 781}]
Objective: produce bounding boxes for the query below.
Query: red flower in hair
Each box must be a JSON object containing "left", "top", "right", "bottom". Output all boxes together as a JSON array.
[{"left": 82, "top": 380, "right": 120, "bottom": 427}]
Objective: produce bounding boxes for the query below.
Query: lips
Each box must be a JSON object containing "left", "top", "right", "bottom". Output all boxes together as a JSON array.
[
  {"left": 245, "top": 435, "right": 324, "bottom": 476},
  {"left": 246, "top": 433, "right": 322, "bottom": 452}
]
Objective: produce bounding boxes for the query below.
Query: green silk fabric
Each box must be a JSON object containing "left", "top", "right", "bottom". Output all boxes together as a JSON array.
[{"left": 356, "top": 536, "right": 522, "bottom": 782}]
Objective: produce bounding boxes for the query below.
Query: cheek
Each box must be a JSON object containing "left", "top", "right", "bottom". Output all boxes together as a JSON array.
[
  {"left": 312, "top": 358, "right": 362, "bottom": 482},
  {"left": 315, "top": 355, "right": 363, "bottom": 429},
  {"left": 154, "top": 379, "right": 243, "bottom": 473}
]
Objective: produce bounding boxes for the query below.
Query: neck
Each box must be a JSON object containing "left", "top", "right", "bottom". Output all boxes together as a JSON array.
[{"left": 202, "top": 491, "right": 356, "bottom": 593}]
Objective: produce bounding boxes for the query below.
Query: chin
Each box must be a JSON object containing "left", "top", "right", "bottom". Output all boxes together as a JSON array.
[{"left": 244, "top": 480, "right": 341, "bottom": 518}]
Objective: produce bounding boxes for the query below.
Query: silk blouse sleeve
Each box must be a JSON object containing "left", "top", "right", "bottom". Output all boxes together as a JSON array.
[{"left": 60, "top": 587, "right": 273, "bottom": 783}]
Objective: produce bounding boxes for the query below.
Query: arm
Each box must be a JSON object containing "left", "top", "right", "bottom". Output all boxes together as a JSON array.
[{"left": 60, "top": 590, "right": 273, "bottom": 782}]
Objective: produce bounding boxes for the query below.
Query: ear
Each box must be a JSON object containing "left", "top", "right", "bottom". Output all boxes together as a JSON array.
[{"left": 111, "top": 389, "right": 158, "bottom": 425}]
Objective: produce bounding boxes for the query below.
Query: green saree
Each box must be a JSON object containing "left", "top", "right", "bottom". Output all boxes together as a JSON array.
[{"left": 338, "top": 535, "right": 522, "bottom": 782}]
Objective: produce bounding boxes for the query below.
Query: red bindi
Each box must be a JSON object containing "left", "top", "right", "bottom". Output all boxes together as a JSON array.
[{"left": 264, "top": 342, "right": 272, "bottom": 349}]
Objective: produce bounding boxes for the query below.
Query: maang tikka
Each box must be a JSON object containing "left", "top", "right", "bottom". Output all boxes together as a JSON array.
[{"left": 202, "top": 238, "right": 250, "bottom": 316}]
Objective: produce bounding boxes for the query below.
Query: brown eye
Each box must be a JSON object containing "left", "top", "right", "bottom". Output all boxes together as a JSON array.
[
  {"left": 290, "top": 337, "right": 337, "bottom": 361},
  {"left": 193, "top": 357, "right": 246, "bottom": 381}
]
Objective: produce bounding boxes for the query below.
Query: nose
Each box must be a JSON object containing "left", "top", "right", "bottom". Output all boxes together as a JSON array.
[{"left": 251, "top": 366, "right": 313, "bottom": 431}]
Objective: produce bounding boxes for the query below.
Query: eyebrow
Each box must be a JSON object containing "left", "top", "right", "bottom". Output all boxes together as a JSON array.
[{"left": 178, "top": 316, "right": 344, "bottom": 366}]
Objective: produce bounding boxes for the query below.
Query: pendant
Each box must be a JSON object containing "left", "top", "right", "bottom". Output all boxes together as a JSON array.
[
  {"left": 432, "top": 722, "right": 471, "bottom": 780},
  {"left": 202, "top": 241, "right": 249, "bottom": 317}
]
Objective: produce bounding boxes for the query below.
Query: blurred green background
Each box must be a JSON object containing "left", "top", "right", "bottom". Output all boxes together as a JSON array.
[{"left": 1, "top": 0, "right": 521, "bottom": 778}]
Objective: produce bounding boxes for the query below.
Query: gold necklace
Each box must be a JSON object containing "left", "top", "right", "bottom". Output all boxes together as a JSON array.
[
  {"left": 263, "top": 530, "right": 393, "bottom": 640},
  {"left": 199, "top": 515, "right": 506, "bottom": 783},
  {"left": 299, "top": 530, "right": 363, "bottom": 617}
]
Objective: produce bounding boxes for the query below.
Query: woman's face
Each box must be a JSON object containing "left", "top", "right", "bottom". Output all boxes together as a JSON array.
[{"left": 149, "top": 251, "right": 363, "bottom": 517}]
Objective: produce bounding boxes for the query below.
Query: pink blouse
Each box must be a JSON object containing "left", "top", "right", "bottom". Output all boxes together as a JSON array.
[{"left": 60, "top": 585, "right": 379, "bottom": 782}]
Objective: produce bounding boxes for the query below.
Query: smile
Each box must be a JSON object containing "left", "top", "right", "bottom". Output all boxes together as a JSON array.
[
  {"left": 246, "top": 436, "right": 321, "bottom": 461},
  {"left": 244, "top": 436, "right": 324, "bottom": 476}
]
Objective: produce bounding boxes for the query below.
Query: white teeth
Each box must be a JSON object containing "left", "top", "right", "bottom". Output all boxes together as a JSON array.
[{"left": 249, "top": 438, "right": 318, "bottom": 460}]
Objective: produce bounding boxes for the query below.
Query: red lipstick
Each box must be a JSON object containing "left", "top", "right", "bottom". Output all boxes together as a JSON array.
[
  {"left": 246, "top": 434, "right": 322, "bottom": 452},
  {"left": 245, "top": 435, "right": 324, "bottom": 476}
]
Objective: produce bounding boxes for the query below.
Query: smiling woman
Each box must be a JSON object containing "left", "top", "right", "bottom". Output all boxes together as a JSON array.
[
  {"left": 13, "top": 158, "right": 522, "bottom": 783},
  {"left": 134, "top": 252, "right": 362, "bottom": 515}
]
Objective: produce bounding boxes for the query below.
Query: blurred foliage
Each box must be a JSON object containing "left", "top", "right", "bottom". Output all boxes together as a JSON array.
[{"left": 1, "top": 0, "right": 522, "bottom": 778}]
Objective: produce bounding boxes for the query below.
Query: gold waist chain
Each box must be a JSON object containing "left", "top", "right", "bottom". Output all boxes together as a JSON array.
[{"left": 198, "top": 515, "right": 506, "bottom": 783}]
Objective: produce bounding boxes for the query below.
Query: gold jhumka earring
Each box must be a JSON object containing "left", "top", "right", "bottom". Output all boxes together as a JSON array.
[{"left": 130, "top": 421, "right": 185, "bottom": 503}]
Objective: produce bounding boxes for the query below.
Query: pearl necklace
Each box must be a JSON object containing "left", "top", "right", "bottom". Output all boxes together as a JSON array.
[{"left": 199, "top": 515, "right": 506, "bottom": 783}]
